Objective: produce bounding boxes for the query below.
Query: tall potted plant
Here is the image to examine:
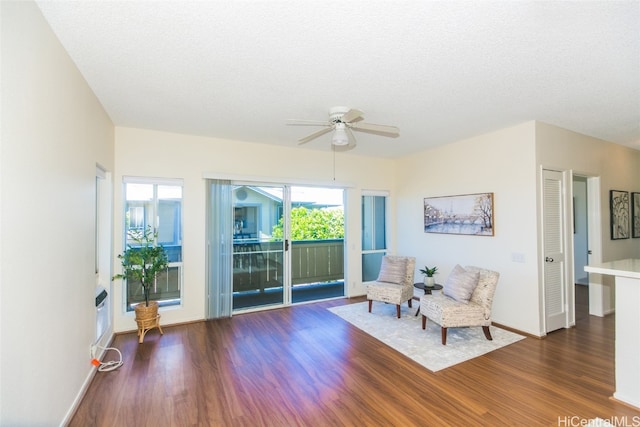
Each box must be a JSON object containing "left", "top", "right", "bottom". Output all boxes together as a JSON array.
[{"left": 113, "top": 227, "right": 168, "bottom": 340}]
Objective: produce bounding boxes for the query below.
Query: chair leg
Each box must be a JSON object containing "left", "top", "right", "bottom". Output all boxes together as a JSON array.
[
  {"left": 368, "top": 299, "right": 372, "bottom": 313},
  {"left": 441, "top": 327, "right": 447, "bottom": 345},
  {"left": 408, "top": 298, "right": 412, "bottom": 308},
  {"left": 421, "top": 315, "right": 426, "bottom": 329},
  {"left": 482, "top": 326, "right": 493, "bottom": 341},
  {"left": 396, "top": 305, "right": 401, "bottom": 318}
]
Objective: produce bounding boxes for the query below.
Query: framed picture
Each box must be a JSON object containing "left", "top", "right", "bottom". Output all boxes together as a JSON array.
[
  {"left": 632, "top": 192, "right": 640, "bottom": 238},
  {"left": 424, "top": 192, "right": 494, "bottom": 236},
  {"left": 610, "top": 190, "right": 630, "bottom": 240}
]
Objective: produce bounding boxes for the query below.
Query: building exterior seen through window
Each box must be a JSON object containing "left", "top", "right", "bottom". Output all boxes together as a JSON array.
[{"left": 123, "top": 180, "right": 183, "bottom": 310}]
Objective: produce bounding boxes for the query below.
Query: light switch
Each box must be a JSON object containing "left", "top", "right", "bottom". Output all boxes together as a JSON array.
[{"left": 511, "top": 252, "right": 525, "bottom": 263}]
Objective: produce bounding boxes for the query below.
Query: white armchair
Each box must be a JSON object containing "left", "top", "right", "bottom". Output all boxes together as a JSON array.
[
  {"left": 420, "top": 265, "right": 499, "bottom": 345},
  {"left": 365, "top": 256, "right": 416, "bottom": 318}
]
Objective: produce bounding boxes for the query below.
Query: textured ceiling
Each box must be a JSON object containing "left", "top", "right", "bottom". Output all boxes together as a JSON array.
[{"left": 36, "top": 1, "right": 640, "bottom": 158}]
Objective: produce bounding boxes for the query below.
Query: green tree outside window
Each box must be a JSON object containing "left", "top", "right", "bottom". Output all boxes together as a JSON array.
[{"left": 272, "top": 207, "right": 344, "bottom": 240}]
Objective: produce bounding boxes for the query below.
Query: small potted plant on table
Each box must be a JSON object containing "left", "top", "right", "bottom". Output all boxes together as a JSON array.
[
  {"left": 113, "top": 227, "right": 168, "bottom": 343},
  {"left": 419, "top": 266, "right": 438, "bottom": 287}
]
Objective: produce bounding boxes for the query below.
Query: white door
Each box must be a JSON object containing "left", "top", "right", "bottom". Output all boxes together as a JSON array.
[{"left": 543, "top": 169, "right": 568, "bottom": 332}]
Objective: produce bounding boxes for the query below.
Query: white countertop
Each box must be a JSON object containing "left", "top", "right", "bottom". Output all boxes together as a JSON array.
[{"left": 585, "top": 258, "right": 640, "bottom": 279}]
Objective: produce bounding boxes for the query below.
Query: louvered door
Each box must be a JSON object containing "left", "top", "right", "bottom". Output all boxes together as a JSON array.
[{"left": 543, "top": 169, "right": 568, "bottom": 332}]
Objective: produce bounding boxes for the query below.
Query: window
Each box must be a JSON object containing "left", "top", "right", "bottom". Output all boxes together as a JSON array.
[
  {"left": 123, "top": 178, "right": 183, "bottom": 309},
  {"left": 128, "top": 206, "right": 144, "bottom": 230},
  {"left": 361, "top": 192, "right": 388, "bottom": 281}
]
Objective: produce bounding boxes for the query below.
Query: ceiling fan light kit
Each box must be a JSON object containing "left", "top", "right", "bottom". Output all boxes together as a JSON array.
[
  {"left": 287, "top": 106, "right": 399, "bottom": 149},
  {"left": 332, "top": 123, "right": 350, "bottom": 146}
]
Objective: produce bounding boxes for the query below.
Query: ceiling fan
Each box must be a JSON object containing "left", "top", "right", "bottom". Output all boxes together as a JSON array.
[{"left": 286, "top": 106, "right": 400, "bottom": 149}]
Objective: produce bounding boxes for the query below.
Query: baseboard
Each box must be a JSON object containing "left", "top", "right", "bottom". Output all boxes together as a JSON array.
[
  {"left": 60, "top": 333, "right": 115, "bottom": 427},
  {"left": 610, "top": 394, "right": 640, "bottom": 411},
  {"left": 114, "top": 318, "right": 210, "bottom": 337},
  {"left": 491, "top": 321, "right": 541, "bottom": 339}
]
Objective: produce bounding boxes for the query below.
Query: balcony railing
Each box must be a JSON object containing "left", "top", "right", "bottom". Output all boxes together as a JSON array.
[
  {"left": 232, "top": 239, "right": 344, "bottom": 293},
  {"left": 291, "top": 239, "right": 344, "bottom": 285}
]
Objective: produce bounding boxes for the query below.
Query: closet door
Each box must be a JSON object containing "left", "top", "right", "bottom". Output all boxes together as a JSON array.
[{"left": 543, "top": 169, "right": 568, "bottom": 333}]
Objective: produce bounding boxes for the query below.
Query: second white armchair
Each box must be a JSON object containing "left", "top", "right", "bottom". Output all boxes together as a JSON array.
[{"left": 365, "top": 256, "right": 416, "bottom": 318}]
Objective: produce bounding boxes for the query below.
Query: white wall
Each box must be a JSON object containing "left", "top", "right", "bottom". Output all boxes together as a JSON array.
[
  {"left": 112, "top": 127, "right": 397, "bottom": 332},
  {"left": 1, "top": 2, "right": 114, "bottom": 425},
  {"left": 395, "top": 122, "right": 541, "bottom": 334}
]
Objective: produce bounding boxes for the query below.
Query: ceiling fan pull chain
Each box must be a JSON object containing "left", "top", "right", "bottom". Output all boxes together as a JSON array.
[{"left": 332, "top": 146, "right": 336, "bottom": 181}]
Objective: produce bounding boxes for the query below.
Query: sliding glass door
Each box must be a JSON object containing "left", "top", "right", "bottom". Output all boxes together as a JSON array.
[
  {"left": 207, "top": 181, "right": 345, "bottom": 315},
  {"left": 232, "top": 185, "right": 285, "bottom": 310},
  {"left": 289, "top": 186, "right": 345, "bottom": 304}
]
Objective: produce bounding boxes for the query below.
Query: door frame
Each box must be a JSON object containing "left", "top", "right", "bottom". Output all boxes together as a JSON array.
[
  {"left": 540, "top": 168, "right": 605, "bottom": 334},
  {"left": 569, "top": 173, "right": 605, "bottom": 317},
  {"left": 572, "top": 175, "right": 589, "bottom": 286},
  {"left": 585, "top": 176, "right": 606, "bottom": 316}
]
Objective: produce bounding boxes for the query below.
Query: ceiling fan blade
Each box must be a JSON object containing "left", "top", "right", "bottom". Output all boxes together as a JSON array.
[
  {"left": 351, "top": 122, "right": 400, "bottom": 138},
  {"left": 339, "top": 109, "right": 364, "bottom": 123},
  {"left": 298, "top": 127, "right": 333, "bottom": 145},
  {"left": 286, "top": 119, "right": 331, "bottom": 126}
]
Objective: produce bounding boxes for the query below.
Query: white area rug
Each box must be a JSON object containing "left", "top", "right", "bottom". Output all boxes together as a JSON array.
[{"left": 328, "top": 301, "right": 526, "bottom": 372}]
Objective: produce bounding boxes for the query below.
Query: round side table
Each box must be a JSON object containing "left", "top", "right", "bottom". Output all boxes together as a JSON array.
[{"left": 414, "top": 282, "right": 443, "bottom": 295}]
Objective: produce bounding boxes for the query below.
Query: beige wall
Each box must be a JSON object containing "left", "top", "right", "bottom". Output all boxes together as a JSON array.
[
  {"left": 4, "top": 3, "right": 640, "bottom": 425},
  {"left": 394, "top": 121, "right": 640, "bottom": 336},
  {"left": 114, "top": 122, "right": 640, "bottom": 338},
  {"left": 113, "top": 127, "right": 397, "bottom": 331},
  {"left": 536, "top": 122, "right": 640, "bottom": 261},
  {"left": 1, "top": 2, "right": 114, "bottom": 425},
  {"left": 395, "top": 122, "right": 541, "bottom": 334},
  {"left": 535, "top": 122, "right": 640, "bottom": 317}
]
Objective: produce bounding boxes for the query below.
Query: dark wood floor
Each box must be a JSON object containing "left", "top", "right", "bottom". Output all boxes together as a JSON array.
[{"left": 70, "top": 287, "right": 639, "bottom": 426}]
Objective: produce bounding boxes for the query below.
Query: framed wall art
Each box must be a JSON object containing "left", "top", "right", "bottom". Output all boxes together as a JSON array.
[
  {"left": 424, "top": 192, "right": 494, "bottom": 236},
  {"left": 610, "top": 190, "right": 629, "bottom": 240},
  {"left": 632, "top": 192, "right": 640, "bottom": 238}
]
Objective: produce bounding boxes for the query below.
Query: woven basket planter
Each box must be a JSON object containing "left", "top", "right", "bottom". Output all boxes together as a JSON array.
[
  {"left": 134, "top": 301, "right": 158, "bottom": 320},
  {"left": 134, "top": 301, "right": 163, "bottom": 343}
]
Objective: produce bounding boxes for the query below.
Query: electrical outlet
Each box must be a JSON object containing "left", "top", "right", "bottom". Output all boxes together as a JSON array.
[{"left": 90, "top": 344, "right": 97, "bottom": 358}]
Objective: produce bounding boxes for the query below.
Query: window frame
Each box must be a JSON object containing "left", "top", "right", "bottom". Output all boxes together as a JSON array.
[
  {"left": 361, "top": 191, "right": 389, "bottom": 282},
  {"left": 122, "top": 177, "right": 184, "bottom": 310}
]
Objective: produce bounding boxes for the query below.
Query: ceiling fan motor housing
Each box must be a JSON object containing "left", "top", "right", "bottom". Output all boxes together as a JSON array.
[{"left": 329, "top": 106, "right": 350, "bottom": 123}]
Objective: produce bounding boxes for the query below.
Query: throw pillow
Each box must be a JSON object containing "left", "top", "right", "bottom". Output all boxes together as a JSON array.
[
  {"left": 377, "top": 257, "right": 407, "bottom": 285},
  {"left": 443, "top": 264, "right": 480, "bottom": 304}
]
